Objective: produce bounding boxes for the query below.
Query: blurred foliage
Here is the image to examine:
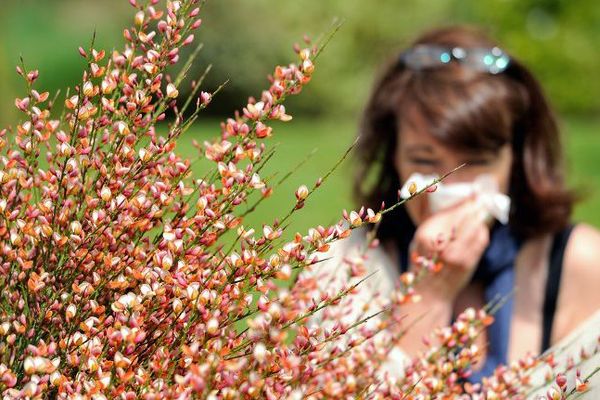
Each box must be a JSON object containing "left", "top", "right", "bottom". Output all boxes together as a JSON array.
[
  {"left": 1, "top": 0, "right": 599, "bottom": 126},
  {"left": 0, "top": 1, "right": 597, "bottom": 228},
  {"left": 0, "top": 0, "right": 130, "bottom": 125}
]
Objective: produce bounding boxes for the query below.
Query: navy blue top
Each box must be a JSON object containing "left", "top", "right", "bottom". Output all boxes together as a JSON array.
[{"left": 398, "top": 222, "right": 574, "bottom": 383}]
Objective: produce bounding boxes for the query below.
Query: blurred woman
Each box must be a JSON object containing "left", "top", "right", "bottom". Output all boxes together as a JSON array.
[{"left": 351, "top": 25, "right": 600, "bottom": 381}]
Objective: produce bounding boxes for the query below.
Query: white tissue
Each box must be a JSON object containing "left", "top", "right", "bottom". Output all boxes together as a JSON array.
[{"left": 399, "top": 173, "right": 511, "bottom": 224}]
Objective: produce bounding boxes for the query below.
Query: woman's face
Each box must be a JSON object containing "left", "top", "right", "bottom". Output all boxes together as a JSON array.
[{"left": 395, "top": 116, "right": 513, "bottom": 226}]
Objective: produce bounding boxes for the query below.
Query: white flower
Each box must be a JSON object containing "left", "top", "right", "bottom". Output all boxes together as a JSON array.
[
  {"left": 253, "top": 342, "right": 268, "bottom": 363},
  {"left": 166, "top": 83, "right": 179, "bottom": 99},
  {"left": 399, "top": 173, "right": 438, "bottom": 199}
]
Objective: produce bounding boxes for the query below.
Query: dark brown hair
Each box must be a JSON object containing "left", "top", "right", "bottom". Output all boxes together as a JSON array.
[{"left": 355, "top": 26, "right": 575, "bottom": 240}]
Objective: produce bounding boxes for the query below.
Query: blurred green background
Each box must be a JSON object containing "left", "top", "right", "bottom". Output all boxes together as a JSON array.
[{"left": 1, "top": 0, "right": 598, "bottom": 233}]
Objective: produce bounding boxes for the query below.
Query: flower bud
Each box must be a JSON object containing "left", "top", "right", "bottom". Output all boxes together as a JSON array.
[
  {"left": 10, "top": 232, "right": 22, "bottom": 246},
  {"left": 70, "top": 221, "right": 82, "bottom": 235},
  {"left": 22, "top": 381, "right": 38, "bottom": 397},
  {"left": 135, "top": 10, "right": 145, "bottom": 26},
  {"left": 143, "top": 63, "right": 158, "bottom": 74},
  {"left": 24, "top": 357, "right": 36, "bottom": 374},
  {"left": 366, "top": 208, "right": 381, "bottom": 223},
  {"left": 199, "top": 289, "right": 211, "bottom": 306},
  {"left": 546, "top": 386, "right": 563, "bottom": 400},
  {"left": 50, "top": 371, "right": 64, "bottom": 386},
  {"left": 147, "top": 50, "right": 160, "bottom": 63},
  {"left": 555, "top": 373, "right": 567, "bottom": 390},
  {"left": 206, "top": 318, "right": 219, "bottom": 335},
  {"left": 576, "top": 375, "right": 588, "bottom": 392},
  {"left": 186, "top": 283, "right": 199, "bottom": 300},
  {"left": 295, "top": 185, "right": 309, "bottom": 201},
  {"left": 27, "top": 70, "right": 39, "bottom": 83},
  {"left": 166, "top": 83, "right": 179, "bottom": 99},
  {"left": 183, "top": 34, "right": 194, "bottom": 46},
  {"left": 302, "top": 59, "right": 314, "bottom": 75},
  {"left": 267, "top": 303, "right": 282, "bottom": 320},
  {"left": 191, "top": 19, "right": 202, "bottom": 29},
  {"left": 138, "top": 31, "right": 156, "bottom": 43},
  {"left": 138, "top": 148, "right": 151, "bottom": 162},
  {"left": 99, "top": 373, "right": 111, "bottom": 389},
  {"left": 101, "top": 79, "right": 115, "bottom": 95},
  {"left": 161, "top": 253, "right": 173, "bottom": 270},
  {"left": 65, "top": 95, "right": 79, "bottom": 109},
  {"left": 116, "top": 121, "right": 130, "bottom": 136},
  {"left": 140, "top": 284, "right": 153, "bottom": 297},
  {"left": 83, "top": 81, "right": 94, "bottom": 97},
  {"left": 114, "top": 351, "right": 131, "bottom": 368},
  {"left": 15, "top": 97, "right": 30, "bottom": 112},
  {"left": 199, "top": 91, "right": 212, "bottom": 105},
  {"left": 66, "top": 304, "right": 77, "bottom": 320},
  {"left": 299, "top": 48, "right": 311, "bottom": 61},
  {"left": 100, "top": 186, "right": 112, "bottom": 202},
  {"left": 0, "top": 322, "right": 10, "bottom": 335},
  {"left": 87, "top": 357, "right": 99, "bottom": 372},
  {"left": 255, "top": 122, "right": 272, "bottom": 138},
  {"left": 276, "top": 264, "right": 292, "bottom": 280},
  {"left": 253, "top": 342, "right": 267, "bottom": 363},
  {"left": 172, "top": 298, "right": 183, "bottom": 314},
  {"left": 408, "top": 181, "right": 417, "bottom": 196},
  {"left": 400, "top": 272, "right": 415, "bottom": 287},
  {"left": 349, "top": 211, "right": 362, "bottom": 227}
]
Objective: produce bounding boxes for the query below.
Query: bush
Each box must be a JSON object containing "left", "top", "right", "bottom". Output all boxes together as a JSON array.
[{"left": 0, "top": 1, "right": 594, "bottom": 398}]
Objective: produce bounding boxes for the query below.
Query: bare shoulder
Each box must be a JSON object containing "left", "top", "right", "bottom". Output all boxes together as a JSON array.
[
  {"left": 553, "top": 223, "right": 600, "bottom": 342},
  {"left": 563, "top": 224, "right": 600, "bottom": 283},
  {"left": 565, "top": 223, "right": 600, "bottom": 263}
]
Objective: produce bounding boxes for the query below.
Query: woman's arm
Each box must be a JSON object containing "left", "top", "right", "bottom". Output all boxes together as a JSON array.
[
  {"left": 397, "top": 197, "right": 491, "bottom": 356},
  {"left": 553, "top": 223, "right": 600, "bottom": 344}
]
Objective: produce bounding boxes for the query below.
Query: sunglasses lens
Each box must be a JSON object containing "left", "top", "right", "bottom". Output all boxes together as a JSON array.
[
  {"left": 402, "top": 46, "right": 454, "bottom": 69},
  {"left": 401, "top": 46, "right": 510, "bottom": 74},
  {"left": 467, "top": 48, "right": 510, "bottom": 74}
]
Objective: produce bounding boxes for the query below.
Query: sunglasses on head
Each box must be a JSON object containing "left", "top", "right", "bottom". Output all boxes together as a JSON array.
[{"left": 400, "top": 45, "right": 510, "bottom": 74}]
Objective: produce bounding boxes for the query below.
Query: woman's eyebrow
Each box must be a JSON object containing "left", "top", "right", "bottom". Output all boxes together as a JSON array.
[
  {"left": 405, "top": 144, "right": 435, "bottom": 153},
  {"left": 460, "top": 148, "right": 500, "bottom": 157}
]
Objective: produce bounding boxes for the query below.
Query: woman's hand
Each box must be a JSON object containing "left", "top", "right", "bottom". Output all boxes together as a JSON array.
[{"left": 411, "top": 195, "right": 490, "bottom": 303}]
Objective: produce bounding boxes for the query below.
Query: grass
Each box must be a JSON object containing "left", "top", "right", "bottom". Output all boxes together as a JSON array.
[
  {"left": 175, "top": 118, "right": 356, "bottom": 241},
  {"left": 563, "top": 117, "right": 600, "bottom": 227},
  {"left": 175, "top": 115, "right": 600, "bottom": 239}
]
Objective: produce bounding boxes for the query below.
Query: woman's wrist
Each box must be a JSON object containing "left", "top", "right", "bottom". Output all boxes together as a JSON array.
[
  {"left": 402, "top": 285, "right": 454, "bottom": 341},
  {"left": 414, "top": 279, "right": 458, "bottom": 306}
]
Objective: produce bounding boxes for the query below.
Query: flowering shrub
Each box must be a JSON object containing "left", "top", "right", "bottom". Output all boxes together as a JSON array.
[{"left": 0, "top": 0, "right": 597, "bottom": 399}]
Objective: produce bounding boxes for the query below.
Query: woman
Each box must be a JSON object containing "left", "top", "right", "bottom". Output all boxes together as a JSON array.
[{"left": 350, "top": 26, "right": 600, "bottom": 381}]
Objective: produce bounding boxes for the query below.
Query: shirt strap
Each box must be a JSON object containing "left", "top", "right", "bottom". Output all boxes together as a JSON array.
[{"left": 541, "top": 224, "right": 575, "bottom": 352}]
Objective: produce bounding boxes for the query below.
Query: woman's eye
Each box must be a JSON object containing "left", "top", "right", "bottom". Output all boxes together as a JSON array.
[
  {"left": 465, "top": 158, "right": 493, "bottom": 166},
  {"left": 409, "top": 158, "right": 438, "bottom": 166}
]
